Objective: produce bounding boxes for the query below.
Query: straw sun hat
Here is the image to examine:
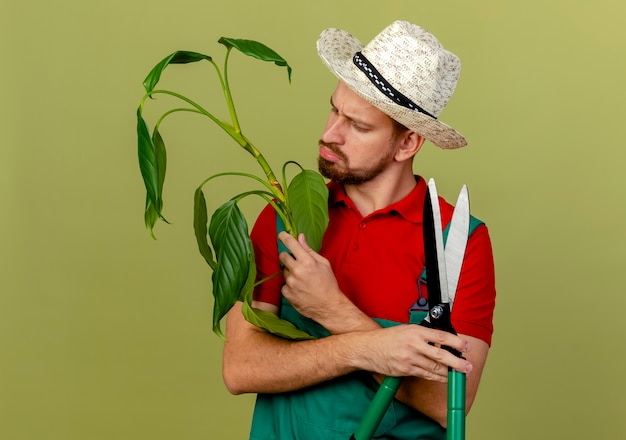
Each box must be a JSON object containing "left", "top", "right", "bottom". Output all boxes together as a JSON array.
[{"left": 317, "top": 20, "right": 467, "bottom": 149}]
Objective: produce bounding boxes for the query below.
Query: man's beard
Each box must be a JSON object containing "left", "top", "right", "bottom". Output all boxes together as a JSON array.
[{"left": 317, "top": 140, "right": 395, "bottom": 185}]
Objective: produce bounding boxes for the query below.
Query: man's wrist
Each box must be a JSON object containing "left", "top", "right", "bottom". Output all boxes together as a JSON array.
[{"left": 316, "top": 296, "right": 380, "bottom": 335}]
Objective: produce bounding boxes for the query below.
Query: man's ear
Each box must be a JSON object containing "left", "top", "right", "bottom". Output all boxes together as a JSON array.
[{"left": 395, "top": 131, "right": 425, "bottom": 161}]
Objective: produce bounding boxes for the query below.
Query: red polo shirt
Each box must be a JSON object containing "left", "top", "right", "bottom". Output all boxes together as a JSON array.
[{"left": 251, "top": 176, "right": 496, "bottom": 345}]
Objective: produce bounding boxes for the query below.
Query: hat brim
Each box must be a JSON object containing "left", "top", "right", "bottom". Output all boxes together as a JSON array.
[{"left": 317, "top": 28, "right": 467, "bottom": 149}]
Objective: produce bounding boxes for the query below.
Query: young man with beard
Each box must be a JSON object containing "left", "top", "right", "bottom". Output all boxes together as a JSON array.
[{"left": 222, "top": 21, "right": 496, "bottom": 439}]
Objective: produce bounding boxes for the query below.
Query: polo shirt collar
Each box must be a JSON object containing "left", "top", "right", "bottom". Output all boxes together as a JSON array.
[{"left": 328, "top": 176, "right": 427, "bottom": 224}]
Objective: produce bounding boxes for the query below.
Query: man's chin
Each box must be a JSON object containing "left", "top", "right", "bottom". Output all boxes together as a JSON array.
[
  {"left": 318, "top": 161, "right": 360, "bottom": 185},
  {"left": 317, "top": 156, "right": 331, "bottom": 174},
  {"left": 318, "top": 157, "right": 342, "bottom": 181},
  {"left": 318, "top": 157, "right": 388, "bottom": 186}
]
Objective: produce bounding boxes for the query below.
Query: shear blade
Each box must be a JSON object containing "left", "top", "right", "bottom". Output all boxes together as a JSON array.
[
  {"left": 445, "top": 185, "right": 470, "bottom": 309},
  {"left": 426, "top": 178, "right": 449, "bottom": 304}
]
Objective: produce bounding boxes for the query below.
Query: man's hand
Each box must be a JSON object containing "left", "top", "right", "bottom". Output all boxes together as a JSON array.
[
  {"left": 278, "top": 231, "right": 354, "bottom": 329},
  {"left": 276, "top": 231, "right": 473, "bottom": 378},
  {"left": 352, "top": 324, "right": 472, "bottom": 383}
]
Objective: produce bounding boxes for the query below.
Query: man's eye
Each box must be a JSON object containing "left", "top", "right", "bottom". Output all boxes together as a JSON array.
[{"left": 352, "top": 122, "right": 369, "bottom": 132}]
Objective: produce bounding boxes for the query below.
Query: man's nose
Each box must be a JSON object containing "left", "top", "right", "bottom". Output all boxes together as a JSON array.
[{"left": 321, "top": 116, "right": 345, "bottom": 145}]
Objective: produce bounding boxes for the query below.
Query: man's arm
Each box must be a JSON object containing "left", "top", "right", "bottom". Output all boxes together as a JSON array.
[
  {"left": 222, "top": 233, "right": 477, "bottom": 425},
  {"left": 222, "top": 300, "right": 472, "bottom": 396},
  {"left": 223, "top": 298, "right": 483, "bottom": 429},
  {"left": 223, "top": 300, "right": 364, "bottom": 395},
  {"left": 391, "top": 335, "right": 489, "bottom": 427}
]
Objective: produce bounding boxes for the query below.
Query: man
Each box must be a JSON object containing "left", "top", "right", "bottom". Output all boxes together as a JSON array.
[{"left": 223, "top": 21, "right": 496, "bottom": 439}]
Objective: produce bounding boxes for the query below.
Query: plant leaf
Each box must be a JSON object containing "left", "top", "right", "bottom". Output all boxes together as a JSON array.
[
  {"left": 137, "top": 108, "right": 162, "bottom": 236},
  {"left": 193, "top": 188, "right": 216, "bottom": 270},
  {"left": 137, "top": 108, "right": 158, "bottom": 203},
  {"left": 144, "top": 197, "right": 160, "bottom": 239},
  {"left": 143, "top": 51, "right": 213, "bottom": 94},
  {"left": 137, "top": 108, "right": 169, "bottom": 237},
  {"left": 152, "top": 127, "right": 167, "bottom": 197},
  {"left": 209, "top": 200, "right": 252, "bottom": 338},
  {"left": 287, "top": 170, "right": 329, "bottom": 251},
  {"left": 238, "top": 247, "right": 313, "bottom": 339},
  {"left": 218, "top": 37, "right": 292, "bottom": 82},
  {"left": 238, "top": 246, "right": 257, "bottom": 302},
  {"left": 241, "top": 301, "right": 315, "bottom": 340}
]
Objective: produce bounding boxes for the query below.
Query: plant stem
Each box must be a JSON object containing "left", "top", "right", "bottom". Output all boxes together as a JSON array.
[
  {"left": 140, "top": 87, "right": 293, "bottom": 233},
  {"left": 222, "top": 47, "right": 241, "bottom": 134},
  {"left": 141, "top": 90, "right": 223, "bottom": 127},
  {"left": 142, "top": 90, "right": 282, "bottom": 196},
  {"left": 219, "top": 47, "right": 282, "bottom": 196},
  {"left": 154, "top": 107, "right": 204, "bottom": 132},
  {"left": 240, "top": 133, "right": 283, "bottom": 193},
  {"left": 197, "top": 171, "right": 282, "bottom": 202}
]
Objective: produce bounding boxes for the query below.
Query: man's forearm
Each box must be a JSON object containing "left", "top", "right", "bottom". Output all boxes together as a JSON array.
[
  {"left": 392, "top": 334, "right": 489, "bottom": 427},
  {"left": 222, "top": 301, "right": 366, "bottom": 395},
  {"left": 222, "top": 302, "right": 474, "bottom": 401}
]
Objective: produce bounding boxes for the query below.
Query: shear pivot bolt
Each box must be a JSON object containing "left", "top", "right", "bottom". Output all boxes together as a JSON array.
[{"left": 430, "top": 306, "right": 444, "bottom": 319}]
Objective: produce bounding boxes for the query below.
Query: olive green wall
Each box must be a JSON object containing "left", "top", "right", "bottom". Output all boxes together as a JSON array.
[{"left": 1, "top": 1, "right": 624, "bottom": 438}]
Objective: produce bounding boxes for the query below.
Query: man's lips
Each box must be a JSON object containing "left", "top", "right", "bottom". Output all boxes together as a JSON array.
[{"left": 319, "top": 146, "right": 343, "bottom": 163}]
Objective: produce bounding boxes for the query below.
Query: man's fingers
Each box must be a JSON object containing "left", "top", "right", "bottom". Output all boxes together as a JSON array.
[
  {"left": 277, "top": 231, "right": 296, "bottom": 250},
  {"left": 402, "top": 326, "right": 474, "bottom": 375},
  {"left": 427, "top": 334, "right": 473, "bottom": 374},
  {"left": 278, "top": 249, "right": 293, "bottom": 268},
  {"left": 279, "top": 231, "right": 318, "bottom": 264},
  {"left": 411, "top": 365, "right": 448, "bottom": 383},
  {"left": 424, "top": 344, "right": 473, "bottom": 374},
  {"left": 278, "top": 231, "right": 305, "bottom": 259},
  {"left": 426, "top": 327, "right": 471, "bottom": 355},
  {"left": 297, "top": 233, "right": 314, "bottom": 252}
]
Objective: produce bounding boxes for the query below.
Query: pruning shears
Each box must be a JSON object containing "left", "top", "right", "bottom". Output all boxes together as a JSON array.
[{"left": 352, "top": 178, "right": 471, "bottom": 440}]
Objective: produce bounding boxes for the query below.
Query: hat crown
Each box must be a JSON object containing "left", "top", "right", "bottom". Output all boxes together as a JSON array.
[
  {"left": 360, "top": 21, "right": 461, "bottom": 117},
  {"left": 316, "top": 20, "right": 467, "bottom": 148}
]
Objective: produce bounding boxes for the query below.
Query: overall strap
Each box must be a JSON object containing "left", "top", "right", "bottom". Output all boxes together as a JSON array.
[{"left": 276, "top": 214, "right": 289, "bottom": 254}]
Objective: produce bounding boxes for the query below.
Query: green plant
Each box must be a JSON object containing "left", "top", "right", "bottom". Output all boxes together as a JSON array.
[{"left": 136, "top": 37, "right": 328, "bottom": 339}]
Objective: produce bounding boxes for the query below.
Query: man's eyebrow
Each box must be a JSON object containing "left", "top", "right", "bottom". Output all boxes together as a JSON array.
[{"left": 329, "top": 96, "right": 373, "bottom": 128}]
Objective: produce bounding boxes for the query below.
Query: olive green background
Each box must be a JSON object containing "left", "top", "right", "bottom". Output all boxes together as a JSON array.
[{"left": 2, "top": 0, "right": 624, "bottom": 439}]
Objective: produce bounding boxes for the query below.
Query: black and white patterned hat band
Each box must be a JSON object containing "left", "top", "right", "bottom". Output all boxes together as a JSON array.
[{"left": 353, "top": 51, "right": 436, "bottom": 120}]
